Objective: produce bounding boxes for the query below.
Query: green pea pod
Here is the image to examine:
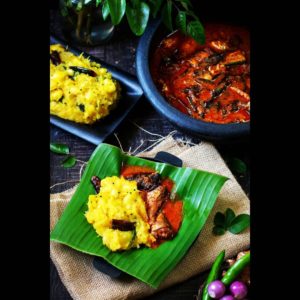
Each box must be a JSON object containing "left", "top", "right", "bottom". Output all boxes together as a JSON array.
[
  {"left": 202, "top": 250, "right": 225, "bottom": 300},
  {"left": 221, "top": 252, "right": 250, "bottom": 286}
]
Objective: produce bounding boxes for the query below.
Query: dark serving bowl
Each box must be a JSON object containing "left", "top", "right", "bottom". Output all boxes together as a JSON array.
[{"left": 136, "top": 18, "right": 250, "bottom": 142}]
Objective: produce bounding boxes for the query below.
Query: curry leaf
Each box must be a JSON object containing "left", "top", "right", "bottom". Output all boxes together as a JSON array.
[
  {"left": 107, "top": 0, "right": 126, "bottom": 25},
  {"left": 213, "top": 226, "right": 226, "bottom": 236},
  {"left": 61, "top": 155, "right": 77, "bottom": 168},
  {"left": 162, "top": 0, "right": 173, "bottom": 31},
  {"left": 50, "top": 143, "right": 70, "bottom": 155},
  {"left": 102, "top": 0, "right": 110, "bottom": 20},
  {"left": 176, "top": 11, "right": 187, "bottom": 34},
  {"left": 126, "top": 2, "right": 150, "bottom": 36},
  {"left": 214, "top": 212, "right": 225, "bottom": 227},
  {"left": 187, "top": 20, "right": 205, "bottom": 44},
  {"left": 213, "top": 209, "right": 250, "bottom": 235},
  {"left": 228, "top": 214, "right": 250, "bottom": 234},
  {"left": 225, "top": 208, "right": 236, "bottom": 228},
  {"left": 228, "top": 158, "right": 247, "bottom": 174}
]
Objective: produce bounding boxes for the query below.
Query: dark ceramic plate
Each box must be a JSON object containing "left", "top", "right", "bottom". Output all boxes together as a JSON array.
[
  {"left": 136, "top": 19, "right": 250, "bottom": 142},
  {"left": 50, "top": 36, "right": 143, "bottom": 145}
]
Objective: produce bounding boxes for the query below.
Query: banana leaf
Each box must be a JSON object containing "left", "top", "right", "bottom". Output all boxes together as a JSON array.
[{"left": 50, "top": 143, "right": 228, "bottom": 288}]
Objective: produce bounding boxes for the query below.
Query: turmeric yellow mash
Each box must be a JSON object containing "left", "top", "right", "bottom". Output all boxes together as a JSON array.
[
  {"left": 85, "top": 176, "right": 155, "bottom": 251},
  {"left": 50, "top": 44, "right": 121, "bottom": 124}
]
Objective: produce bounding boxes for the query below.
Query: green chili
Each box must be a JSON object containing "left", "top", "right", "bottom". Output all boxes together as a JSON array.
[
  {"left": 202, "top": 250, "right": 225, "bottom": 300},
  {"left": 221, "top": 252, "right": 250, "bottom": 286}
]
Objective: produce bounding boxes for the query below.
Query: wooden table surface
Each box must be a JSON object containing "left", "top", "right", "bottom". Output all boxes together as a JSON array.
[{"left": 50, "top": 9, "right": 250, "bottom": 300}]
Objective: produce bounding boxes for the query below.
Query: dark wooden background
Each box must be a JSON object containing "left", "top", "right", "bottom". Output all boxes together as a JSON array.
[{"left": 50, "top": 8, "right": 250, "bottom": 300}]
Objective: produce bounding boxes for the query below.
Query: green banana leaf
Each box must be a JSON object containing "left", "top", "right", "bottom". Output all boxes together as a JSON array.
[{"left": 50, "top": 143, "right": 228, "bottom": 288}]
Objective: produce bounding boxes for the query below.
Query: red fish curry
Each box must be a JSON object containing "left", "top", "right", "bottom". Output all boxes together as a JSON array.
[{"left": 151, "top": 23, "right": 250, "bottom": 124}]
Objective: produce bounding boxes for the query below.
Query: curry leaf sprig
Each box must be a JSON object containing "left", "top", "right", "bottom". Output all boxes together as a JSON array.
[
  {"left": 96, "top": 0, "right": 205, "bottom": 44},
  {"left": 50, "top": 143, "right": 69, "bottom": 155},
  {"left": 50, "top": 143, "right": 77, "bottom": 168},
  {"left": 213, "top": 208, "right": 250, "bottom": 236}
]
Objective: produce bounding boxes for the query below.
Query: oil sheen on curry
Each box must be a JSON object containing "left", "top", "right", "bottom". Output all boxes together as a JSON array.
[{"left": 151, "top": 24, "right": 250, "bottom": 124}]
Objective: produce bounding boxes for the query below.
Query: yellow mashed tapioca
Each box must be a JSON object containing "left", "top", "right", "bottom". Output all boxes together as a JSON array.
[
  {"left": 50, "top": 44, "right": 121, "bottom": 124},
  {"left": 85, "top": 176, "right": 155, "bottom": 251}
]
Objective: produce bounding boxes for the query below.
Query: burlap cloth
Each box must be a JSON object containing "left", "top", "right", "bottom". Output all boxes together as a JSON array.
[{"left": 50, "top": 137, "right": 250, "bottom": 300}]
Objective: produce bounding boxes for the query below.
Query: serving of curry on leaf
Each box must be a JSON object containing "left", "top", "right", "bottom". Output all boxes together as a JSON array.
[{"left": 85, "top": 165, "right": 183, "bottom": 252}]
